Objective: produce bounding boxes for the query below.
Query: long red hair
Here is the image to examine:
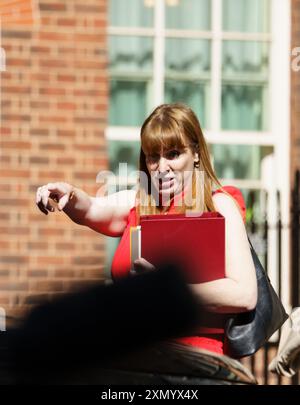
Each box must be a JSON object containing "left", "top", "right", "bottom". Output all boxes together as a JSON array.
[{"left": 135, "top": 103, "right": 227, "bottom": 222}]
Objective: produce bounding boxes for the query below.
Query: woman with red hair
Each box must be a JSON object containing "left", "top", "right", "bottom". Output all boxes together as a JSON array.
[{"left": 36, "top": 103, "right": 257, "bottom": 356}]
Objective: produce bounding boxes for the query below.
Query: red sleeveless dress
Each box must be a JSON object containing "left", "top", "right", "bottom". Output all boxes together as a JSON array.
[{"left": 111, "top": 186, "right": 246, "bottom": 355}]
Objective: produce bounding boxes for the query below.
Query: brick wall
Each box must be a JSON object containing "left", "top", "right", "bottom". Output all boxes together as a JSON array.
[
  {"left": 291, "top": 0, "right": 300, "bottom": 183},
  {"left": 0, "top": 0, "right": 109, "bottom": 325}
]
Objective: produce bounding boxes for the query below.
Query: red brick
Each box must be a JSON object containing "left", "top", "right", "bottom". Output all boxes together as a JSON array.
[
  {"left": 38, "top": 171, "right": 65, "bottom": 180},
  {"left": 57, "top": 74, "right": 76, "bottom": 82},
  {"left": 39, "top": 59, "right": 69, "bottom": 68},
  {"left": 27, "top": 269, "right": 48, "bottom": 277},
  {"left": 0, "top": 256, "right": 28, "bottom": 264},
  {"left": 0, "top": 296, "right": 10, "bottom": 305},
  {"left": 39, "top": 143, "right": 66, "bottom": 151},
  {"left": 0, "top": 213, "right": 10, "bottom": 221},
  {"left": 38, "top": 32, "right": 70, "bottom": 41},
  {"left": 6, "top": 58, "right": 31, "bottom": 67},
  {"left": 38, "top": 228, "right": 66, "bottom": 237},
  {"left": 27, "top": 242, "right": 48, "bottom": 250},
  {"left": 75, "top": 5, "right": 106, "bottom": 13},
  {"left": 2, "top": 86, "right": 31, "bottom": 94},
  {"left": 55, "top": 243, "right": 76, "bottom": 250},
  {"left": 57, "top": 18, "right": 77, "bottom": 26},
  {"left": 30, "top": 102, "right": 50, "bottom": 110},
  {"left": 0, "top": 156, "right": 11, "bottom": 164},
  {"left": 33, "top": 280, "right": 64, "bottom": 292},
  {"left": 39, "top": 2, "right": 67, "bottom": 12},
  {"left": 0, "top": 141, "right": 31, "bottom": 149},
  {"left": 30, "top": 128, "right": 49, "bottom": 136},
  {"left": 0, "top": 0, "right": 108, "bottom": 328},
  {"left": 0, "top": 282, "right": 29, "bottom": 291},
  {"left": 39, "top": 87, "right": 66, "bottom": 96},
  {"left": 72, "top": 256, "right": 104, "bottom": 266},
  {"left": 53, "top": 269, "right": 74, "bottom": 278},
  {"left": 29, "top": 157, "right": 50, "bottom": 164},
  {"left": 56, "top": 103, "right": 77, "bottom": 111},
  {"left": 0, "top": 170, "right": 30, "bottom": 178},
  {"left": 30, "top": 46, "right": 51, "bottom": 54},
  {"left": 2, "top": 31, "right": 32, "bottom": 39},
  {"left": 0, "top": 227, "right": 29, "bottom": 235},
  {"left": 0, "top": 127, "right": 11, "bottom": 135},
  {"left": 30, "top": 73, "right": 51, "bottom": 82},
  {"left": 0, "top": 241, "right": 10, "bottom": 249},
  {"left": 39, "top": 116, "right": 68, "bottom": 124},
  {"left": 56, "top": 157, "right": 76, "bottom": 165},
  {"left": 36, "top": 256, "right": 65, "bottom": 266}
]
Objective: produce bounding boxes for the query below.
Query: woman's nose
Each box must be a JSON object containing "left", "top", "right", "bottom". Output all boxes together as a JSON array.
[{"left": 158, "top": 157, "right": 169, "bottom": 173}]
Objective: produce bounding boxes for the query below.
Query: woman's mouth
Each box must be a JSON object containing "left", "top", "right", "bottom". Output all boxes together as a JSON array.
[{"left": 159, "top": 178, "right": 174, "bottom": 190}]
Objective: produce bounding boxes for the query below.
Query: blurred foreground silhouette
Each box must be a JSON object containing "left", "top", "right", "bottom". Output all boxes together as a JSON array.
[
  {"left": 0, "top": 263, "right": 256, "bottom": 385},
  {"left": 1, "top": 263, "right": 201, "bottom": 384}
]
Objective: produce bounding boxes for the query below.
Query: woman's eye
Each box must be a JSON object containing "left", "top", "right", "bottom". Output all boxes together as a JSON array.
[
  {"left": 166, "top": 150, "right": 180, "bottom": 159},
  {"left": 146, "top": 154, "right": 159, "bottom": 163}
]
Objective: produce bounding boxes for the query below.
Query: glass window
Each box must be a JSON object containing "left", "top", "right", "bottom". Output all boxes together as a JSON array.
[
  {"left": 165, "top": 38, "right": 211, "bottom": 73},
  {"left": 221, "top": 84, "right": 267, "bottom": 130},
  {"left": 109, "top": 80, "right": 148, "bottom": 127},
  {"left": 108, "top": 140, "right": 140, "bottom": 177},
  {"left": 222, "top": 0, "right": 270, "bottom": 33},
  {"left": 222, "top": 41, "right": 269, "bottom": 76},
  {"left": 165, "top": 0, "right": 211, "bottom": 30},
  {"left": 165, "top": 81, "right": 207, "bottom": 128},
  {"left": 210, "top": 144, "right": 273, "bottom": 180},
  {"left": 222, "top": 41, "right": 269, "bottom": 131},
  {"left": 109, "top": 0, "right": 154, "bottom": 27},
  {"left": 109, "top": 36, "right": 153, "bottom": 73},
  {"left": 165, "top": 38, "right": 210, "bottom": 127},
  {"left": 108, "top": 36, "right": 153, "bottom": 126}
]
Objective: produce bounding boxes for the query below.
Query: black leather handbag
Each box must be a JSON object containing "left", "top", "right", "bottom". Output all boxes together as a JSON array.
[{"left": 224, "top": 237, "right": 289, "bottom": 359}]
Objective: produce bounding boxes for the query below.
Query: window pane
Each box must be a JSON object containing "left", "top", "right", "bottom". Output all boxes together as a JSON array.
[
  {"left": 108, "top": 140, "right": 140, "bottom": 176},
  {"left": 109, "top": 80, "right": 147, "bottom": 126},
  {"left": 165, "top": 38, "right": 210, "bottom": 74},
  {"left": 109, "top": 36, "right": 153, "bottom": 126},
  {"left": 222, "top": 0, "right": 270, "bottom": 33},
  {"left": 109, "top": 0, "right": 154, "bottom": 27},
  {"left": 109, "top": 36, "right": 153, "bottom": 73},
  {"left": 165, "top": 81, "right": 207, "bottom": 129},
  {"left": 222, "top": 41, "right": 269, "bottom": 77},
  {"left": 166, "top": 0, "right": 211, "bottom": 30},
  {"left": 221, "top": 85, "right": 266, "bottom": 130},
  {"left": 211, "top": 144, "right": 273, "bottom": 180}
]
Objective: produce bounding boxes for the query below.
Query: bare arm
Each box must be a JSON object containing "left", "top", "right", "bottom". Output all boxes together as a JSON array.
[
  {"left": 36, "top": 182, "right": 137, "bottom": 237},
  {"left": 78, "top": 189, "right": 137, "bottom": 236},
  {"left": 188, "top": 193, "right": 257, "bottom": 313}
]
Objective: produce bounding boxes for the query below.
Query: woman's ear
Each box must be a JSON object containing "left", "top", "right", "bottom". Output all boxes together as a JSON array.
[{"left": 194, "top": 152, "right": 199, "bottom": 163}]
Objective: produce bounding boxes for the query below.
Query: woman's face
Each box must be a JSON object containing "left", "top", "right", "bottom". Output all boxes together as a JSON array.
[{"left": 145, "top": 144, "right": 198, "bottom": 203}]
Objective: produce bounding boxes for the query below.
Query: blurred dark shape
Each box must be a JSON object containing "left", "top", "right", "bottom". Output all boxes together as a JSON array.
[{"left": 4, "top": 262, "right": 200, "bottom": 383}]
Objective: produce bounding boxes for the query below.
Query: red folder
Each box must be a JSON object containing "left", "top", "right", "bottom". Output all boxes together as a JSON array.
[{"left": 140, "top": 212, "right": 225, "bottom": 284}]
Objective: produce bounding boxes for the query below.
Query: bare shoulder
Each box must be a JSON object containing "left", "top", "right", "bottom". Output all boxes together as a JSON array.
[{"left": 212, "top": 192, "right": 242, "bottom": 221}]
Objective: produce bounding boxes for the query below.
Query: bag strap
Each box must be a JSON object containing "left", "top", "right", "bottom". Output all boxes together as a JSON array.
[{"left": 247, "top": 235, "right": 271, "bottom": 282}]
